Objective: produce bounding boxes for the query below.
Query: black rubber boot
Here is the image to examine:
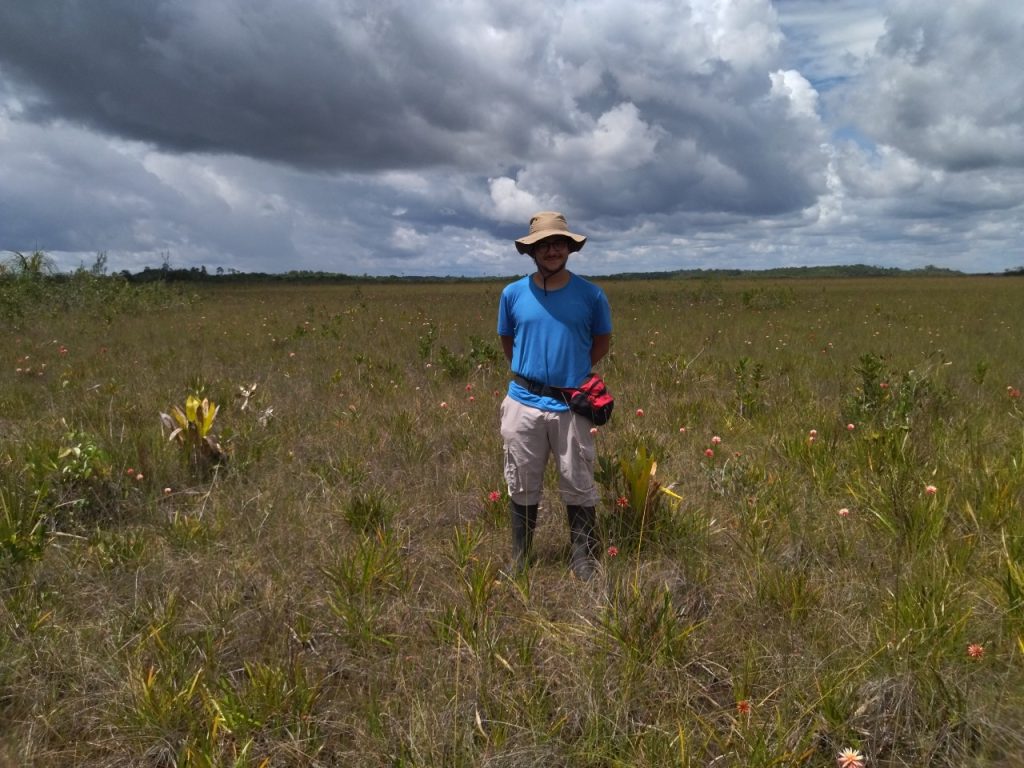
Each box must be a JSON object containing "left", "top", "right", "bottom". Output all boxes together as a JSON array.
[
  {"left": 566, "top": 505, "right": 599, "bottom": 581},
  {"left": 510, "top": 501, "right": 538, "bottom": 574}
]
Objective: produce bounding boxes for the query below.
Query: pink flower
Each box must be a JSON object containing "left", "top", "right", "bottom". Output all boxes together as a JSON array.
[
  {"left": 836, "top": 748, "right": 865, "bottom": 768},
  {"left": 679, "top": 426, "right": 687, "bottom": 433},
  {"left": 635, "top": 408, "right": 645, "bottom": 417},
  {"left": 838, "top": 507, "right": 850, "bottom": 517},
  {"left": 607, "top": 545, "right": 619, "bottom": 557},
  {"left": 487, "top": 490, "right": 501, "bottom": 503},
  {"left": 589, "top": 427, "right": 598, "bottom": 435},
  {"left": 615, "top": 496, "right": 629, "bottom": 508},
  {"left": 135, "top": 473, "right": 144, "bottom": 481},
  {"left": 125, "top": 468, "right": 135, "bottom": 476},
  {"left": 468, "top": 396, "right": 475, "bottom": 402},
  {"left": 440, "top": 401, "right": 448, "bottom": 408},
  {"left": 967, "top": 643, "right": 985, "bottom": 659},
  {"left": 808, "top": 429, "right": 818, "bottom": 438},
  {"left": 704, "top": 448, "right": 715, "bottom": 458},
  {"left": 1009, "top": 386, "right": 1021, "bottom": 399},
  {"left": 163, "top": 487, "right": 172, "bottom": 495},
  {"left": 880, "top": 382, "right": 889, "bottom": 390},
  {"left": 465, "top": 383, "right": 473, "bottom": 391},
  {"left": 847, "top": 423, "right": 856, "bottom": 431},
  {"left": 711, "top": 435, "right": 722, "bottom": 445},
  {"left": 924, "top": 484, "right": 937, "bottom": 496}
]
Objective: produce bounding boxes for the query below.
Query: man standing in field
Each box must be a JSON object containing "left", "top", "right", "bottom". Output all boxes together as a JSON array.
[{"left": 497, "top": 212, "right": 613, "bottom": 581}]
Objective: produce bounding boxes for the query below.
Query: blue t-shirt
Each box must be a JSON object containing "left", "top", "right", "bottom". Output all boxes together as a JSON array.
[{"left": 498, "top": 273, "right": 613, "bottom": 411}]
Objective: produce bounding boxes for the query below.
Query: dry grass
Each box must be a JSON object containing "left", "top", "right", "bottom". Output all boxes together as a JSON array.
[{"left": 1, "top": 274, "right": 1023, "bottom": 766}]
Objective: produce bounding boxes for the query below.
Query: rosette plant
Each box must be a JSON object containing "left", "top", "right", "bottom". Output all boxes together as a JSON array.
[{"left": 160, "top": 395, "right": 225, "bottom": 476}]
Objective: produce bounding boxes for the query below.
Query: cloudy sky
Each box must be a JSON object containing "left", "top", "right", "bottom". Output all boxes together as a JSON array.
[{"left": 1, "top": 0, "right": 1022, "bottom": 276}]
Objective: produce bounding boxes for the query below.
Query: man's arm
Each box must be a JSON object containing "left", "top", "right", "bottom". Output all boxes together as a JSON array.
[
  {"left": 500, "top": 335, "right": 514, "bottom": 364},
  {"left": 591, "top": 334, "right": 611, "bottom": 367}
]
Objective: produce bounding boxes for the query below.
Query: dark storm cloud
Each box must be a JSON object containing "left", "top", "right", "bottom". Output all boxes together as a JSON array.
[
  {"left": 0, "top": 0, "right": 826, "bottom": 220},
  {"left": 0, "top": 0, "right": 549, "bottom": 171}
]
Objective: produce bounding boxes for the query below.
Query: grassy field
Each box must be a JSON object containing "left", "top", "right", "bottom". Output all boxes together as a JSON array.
[{"left": 2, "top": 273, "right": 1023, "bottom": 767}]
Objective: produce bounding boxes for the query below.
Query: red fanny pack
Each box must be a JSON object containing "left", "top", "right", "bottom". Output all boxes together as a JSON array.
[{"left": 564, "top": 373, "right": 614, "bottom": 426}]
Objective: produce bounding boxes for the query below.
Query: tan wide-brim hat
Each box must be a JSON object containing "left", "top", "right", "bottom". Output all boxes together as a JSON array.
[{"left": 515, "top": 211, "right": 587, "bottom": 255}]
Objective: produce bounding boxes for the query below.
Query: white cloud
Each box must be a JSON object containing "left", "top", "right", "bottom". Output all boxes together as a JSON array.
[
  {"left": 841, "top": 1, "right": 1024, "bottom": 170},
  {"left": 769, "top": 69, "right": 819, "bottom": 119},
  {"left": 551, "top": 103, "right": 664, "bottom": 169},
  {"left": 487, "top": 177, "right": 548, "bottom": 224},
  {"left": 391, "top": 225, "right": 430, "bottom": 251},
  {"left": 689, "top": 0, "right": 783, "bottom": 69}
]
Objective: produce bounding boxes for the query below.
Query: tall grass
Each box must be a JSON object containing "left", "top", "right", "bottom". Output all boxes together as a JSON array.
[{"left": 1, "top": 272, "right": 1022, "bottom": 766}]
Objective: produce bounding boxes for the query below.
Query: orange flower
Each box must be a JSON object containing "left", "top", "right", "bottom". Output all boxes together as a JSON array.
[{"left": 736, "top": 699, "right": 751, "bottom": 715}]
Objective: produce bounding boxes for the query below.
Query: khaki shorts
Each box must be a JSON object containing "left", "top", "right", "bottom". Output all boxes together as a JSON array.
[{"left": 500, "top": 395, "right": 599, "bottom": 506}]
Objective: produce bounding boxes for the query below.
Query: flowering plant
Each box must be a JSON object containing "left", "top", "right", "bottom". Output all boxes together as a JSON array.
[{"left": 160, "top": 394, "right": 225, "bottom": 474}]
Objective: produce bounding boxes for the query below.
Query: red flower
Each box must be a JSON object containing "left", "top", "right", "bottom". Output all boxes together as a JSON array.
[
  {"left": 615, "top": 496, "right": 629, "bottom": 508},
  {"left": 487, "top": 490, "right": 501, "bottom": 503},
  {"left": 736, "top": 699, "right": 751, "bottom": 715}
]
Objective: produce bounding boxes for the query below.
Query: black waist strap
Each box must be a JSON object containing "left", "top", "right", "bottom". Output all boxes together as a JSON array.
[{"left": 513, "top": 374, "right": 568, "bottom": 400}]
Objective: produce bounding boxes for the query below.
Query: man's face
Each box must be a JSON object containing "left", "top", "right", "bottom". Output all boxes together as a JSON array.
[{"left": 533, "top": 236, "right": 571, "bottom": 270}]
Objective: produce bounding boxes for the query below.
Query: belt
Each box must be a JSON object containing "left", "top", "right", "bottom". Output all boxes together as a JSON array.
[{"left": 513, "top": 374, "right": 568, "bottom": 400}]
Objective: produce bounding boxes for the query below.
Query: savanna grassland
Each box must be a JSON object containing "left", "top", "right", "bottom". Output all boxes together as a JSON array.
[{"left": 2, "top": 271, "right": 1023, "bottom": 767}]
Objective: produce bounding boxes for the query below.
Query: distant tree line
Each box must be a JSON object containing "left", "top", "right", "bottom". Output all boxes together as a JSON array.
[
  {"left": 6, "top": 250, "right": 1023, "bottom": 284},
  {"left": 119, "top": 262, "right": 980, "bottom": 284}
]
